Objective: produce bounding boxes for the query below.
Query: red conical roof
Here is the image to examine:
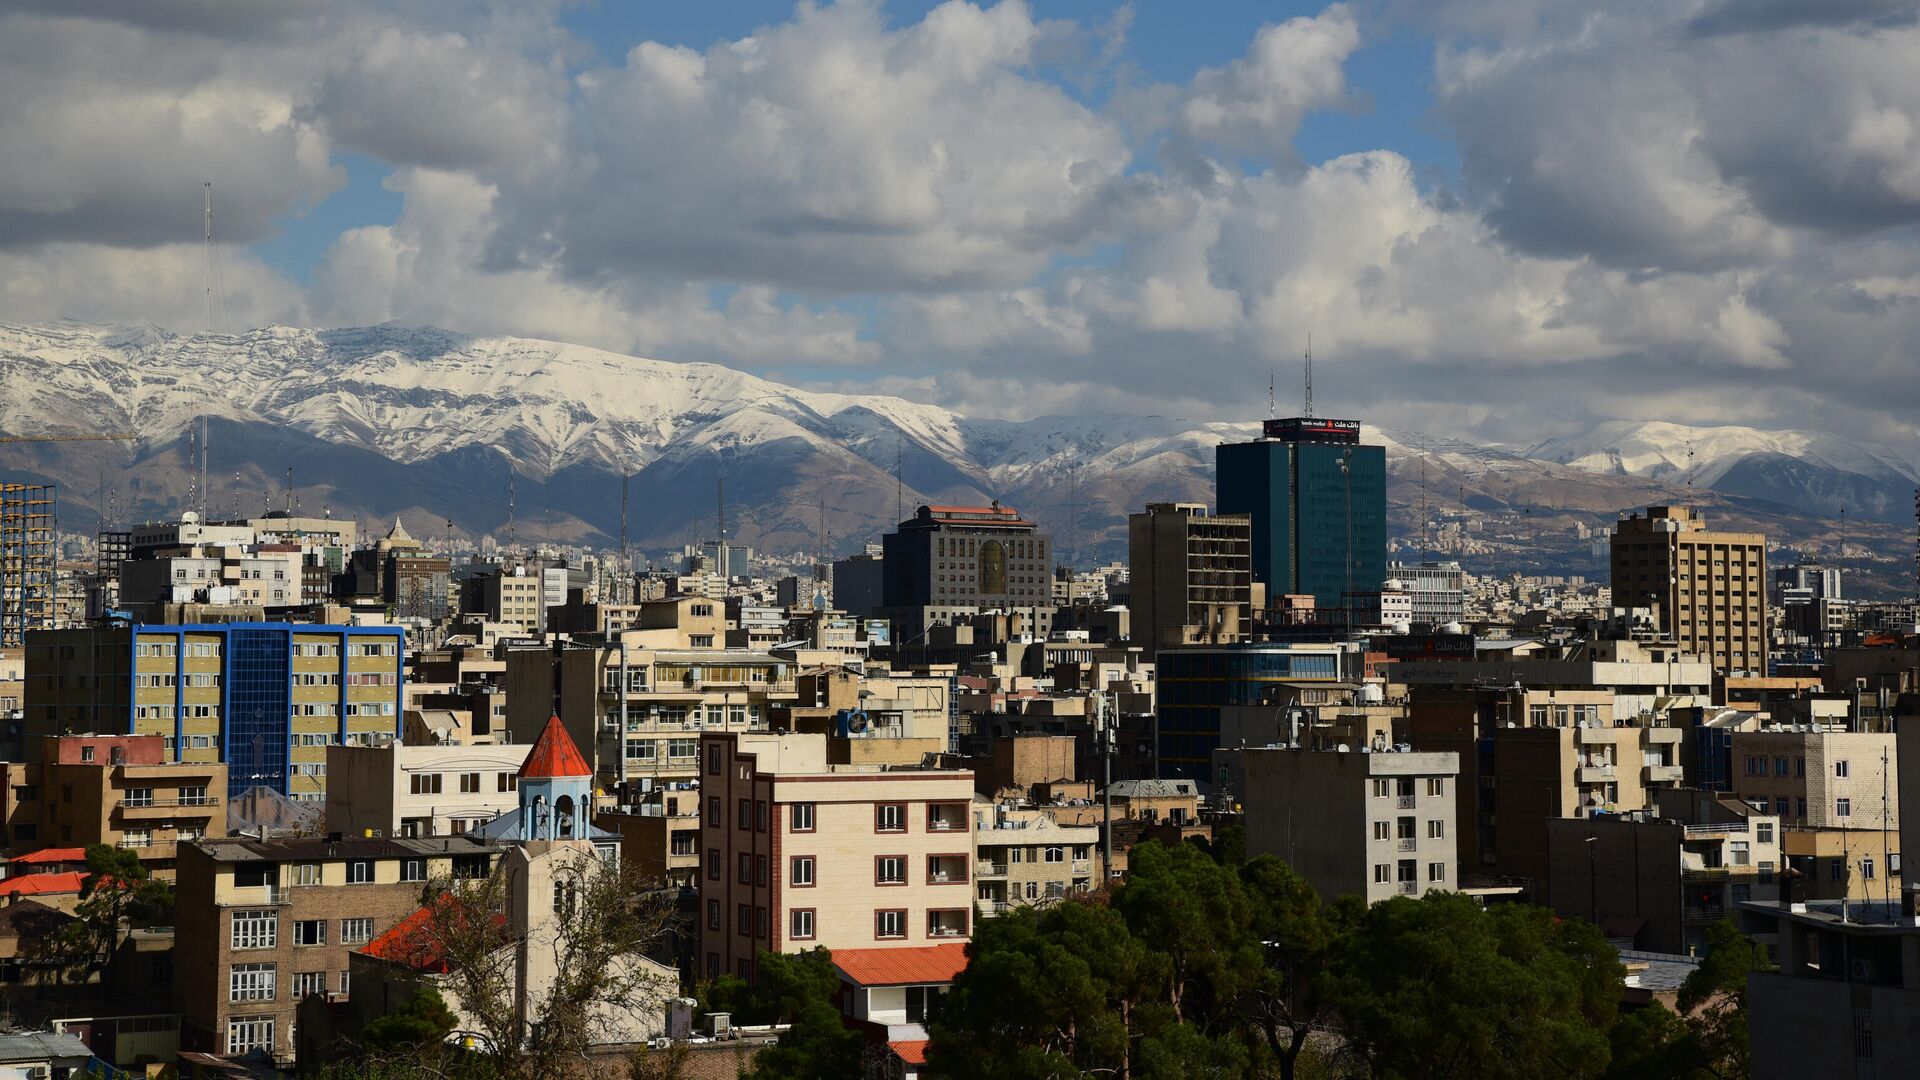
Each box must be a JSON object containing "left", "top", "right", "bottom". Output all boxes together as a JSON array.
[{"left": 519, "top": 715, "right": 592, "bottom": 779}]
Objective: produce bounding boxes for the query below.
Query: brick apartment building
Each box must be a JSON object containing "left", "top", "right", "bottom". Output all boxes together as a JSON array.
[{"left": 173, "top": 835, "right": 501, "bottom": 1064}]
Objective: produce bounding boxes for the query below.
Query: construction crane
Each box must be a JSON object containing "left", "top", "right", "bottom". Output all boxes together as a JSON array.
[{"left": 0, "top": 432, "right": 137, "bottom": 444}]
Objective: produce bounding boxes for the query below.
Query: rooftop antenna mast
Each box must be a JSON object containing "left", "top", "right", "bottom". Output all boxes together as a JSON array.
[
  {"left": 185, "top": 419, "right": 197, "bottom": 517},
  {"left": 506, "top": 468, "right": 516, "bottom": 553},
  {"left": 1421, "top": 458, "right": 1431, "bottom": 561},
  {"left": 716, "top": 474, "right": 727, "bottom": 579},
  {"left": 896, "top": 437, "right": 904, "bottom": 525},
  {"left": 199, "top": 416, "right": 209, "bottom": 520},
  {"left": 620, "top": 473, "right": 630, "bottom": 571},
  {"left": 1304, "top": 333, "right": 1314, "bottom": 419},
  {"left": 203, "top": 182, "right": 215, "bottom": 334},
  {"left": 284, "top": 464, "right": 294, "bottom": 517}
]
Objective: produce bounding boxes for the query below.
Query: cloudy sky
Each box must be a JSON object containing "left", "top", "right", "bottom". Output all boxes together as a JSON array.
[{"left": 2, "top": 0, "right": 1917, "bottom": 446}]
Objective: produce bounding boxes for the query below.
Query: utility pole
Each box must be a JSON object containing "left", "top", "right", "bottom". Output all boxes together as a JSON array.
[{"left": 1098, "top": 691, "right": 1114, "bottom": 885}]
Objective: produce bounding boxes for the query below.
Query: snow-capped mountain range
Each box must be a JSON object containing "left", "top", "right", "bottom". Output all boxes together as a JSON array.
[{"left": 0, "top": 321, "right": 1906, "bottom": 565}]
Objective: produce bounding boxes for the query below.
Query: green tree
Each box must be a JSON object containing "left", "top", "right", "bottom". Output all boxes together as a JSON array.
[
  {"left": 1327, "top": 892, "right": 1621, "bottom": 1080},
  {"left": 362, "top": 987, "right": 459, "bottom": 1054},
  {"left": 1238, "top": 856, "right": 1349, "bottom": 1080},
  {"left": 1677, "top": 920, "right": 1766, "bottom": 1080},
  {"left": 57, "top": 843, "right": 172, "bottom": 992},
  {"left": 929, "top": 901, "right": 1169, "bottom": 1080},
  {"left": 1601, "top": 1003, "right": 1699, "bottom": 1080},
  {"left": 1112, "top": 841, "right": 1263, "bottom": 1028}
]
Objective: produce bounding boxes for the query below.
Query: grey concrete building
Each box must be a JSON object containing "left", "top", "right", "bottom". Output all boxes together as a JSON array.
[
  {"left": 1236, "top": 746, "right": 1459, "bottom": 904},
  {"left": 1127, "top": 502, "right": 1253, "bottom": 655}
]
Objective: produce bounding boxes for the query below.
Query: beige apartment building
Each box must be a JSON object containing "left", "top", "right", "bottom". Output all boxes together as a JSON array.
[
  {"left": 1611, "top": 506, "right": 1767, "bottom": 673},
  {"left": 972, "top": 800, "right": 1098, "bottom": 916},
  {"left": 1731, "top": 730, "right": 1898, "bottom": 829},
  {"left": 323, "top": 742, "right": 530, "bottom": 839},
  {"left": 1237, "top": 747, "right": 1460, "bottom": 904},
  {"left": 1784, "top": 827, "right": 1902, "bottom": 903},
  {"left": 173, "top": 835, "right": 502, "bottom": 1065},
  {"left": 1127, "top": 502, "right": 1253, "bottom": 654},
  {"left": 696, "top": 732, "right": 974, "bottom": 983},
  {"left": 0, "top": 734, "right": 226, "bottom": 868},
  {"left": 506, "top": 601, "right": 798, "bottom": 788},
  {"left": 1410, "top": 686, "right": 1688, "bottom": 894}
]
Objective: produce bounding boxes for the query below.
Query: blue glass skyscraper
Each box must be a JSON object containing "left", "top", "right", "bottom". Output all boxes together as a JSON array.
[{"left": 1216, "top": 417, "right": 1387, "bottom": 612}]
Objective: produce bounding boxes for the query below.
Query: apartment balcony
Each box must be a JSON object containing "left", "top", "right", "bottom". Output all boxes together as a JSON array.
[
  {"left": 1577, "top": 764, "right": 1617, "bottom": 783},
  {"left": 974, "top": 863, "right": 1008, "bottom": 880},
  {"left": 1644, "top": 764, "right": 1685, "bottom": 784},
  {"left": 1643, "top": 727, "right": 1685, "bottom": 744},
  {"left": 1072, "top": 860, "right": 1092, "bottom": 875},
  {"left": 1397, "top": 838, "right": 1418, "bottom": 852},
  {"left": 1397, "top": 881, "right": 1418, "bottom": 896},
  {"left": 1396, "top": 795, "right": 1417, "bottom": 809},
  {"left": 974, "top": 899, "right": 1012, "bottom": 918},
  {"left": 1574, "top": 726, "right": 1624, "bottom": 744},
  {"left": 927, "top": 855, "right": 969, "bottom": 884},
  {"left": 119, "top": 761, "right": 221, "bottom": 779},
  {"left": 117, "top": 797, "right": 220, "bottom": 814},
  {"left": 1682, "top": 904, "right": 1727, "bottom": 924},
  {"left": 1682, "top": 866, "right": 1731, "bottom": 880}
]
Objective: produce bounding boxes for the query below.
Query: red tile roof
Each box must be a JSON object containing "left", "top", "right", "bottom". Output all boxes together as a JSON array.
[
  {"left": 831, "top": 943, "right": 969, "bottom": 987},
  {"left": 361, "top": 894, "right": 507, "bottom": 973},
  {"left": 0, "top": 871, "right": 85, "bottom": 897},
  {"left": 890, "top": 1040, "right": 930, "bottom": 1065},
  {"left": 10, "top": 848, "right": 88, "bottom": 865},
  {"left": 519, "top": 715, "right": 592, "bottom": 779}
]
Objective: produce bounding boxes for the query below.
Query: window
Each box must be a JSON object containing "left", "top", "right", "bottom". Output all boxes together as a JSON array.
[
  {"left": 1428, "top": 820, "right": 1445, "bottom": 839},
  {"left": 497, "top": 772, "right": 517, "bottom": 792},
  {"left": 293, "top": 920, "right": 326, "bottom": 946},
  {"left": 1730, "top": 842, "right": 1750, "bottom": 866},
  {"left": 756, "top": 800, "right": 769, "bottom": 832},
  {"left": 668, "top": 738, "right": 697, "bottom": 760},
  {"left": 875, "top": 909, "right": 906, "bottom": 938},
  {"left": 1425, "top": 777, "right": 1445, "bottom": 797},
  {"left": 230, "top": 963, "right": 276, "bottom": 1002},
  {"left": 707, "top": 745, "right": 722, "bottom": 776},
  {"left": 1373, "top": 864, "right": 1390, "bottom": 884},
  {"left": 1861, "top": 857, "right": 1876, "bottom": 880},
  {"left": 342, "top": 918, "right": 374, "bottom": 945},
  {"left": 792, "top": 856, "right": 815, "bottom": 887},
  {"left": 755, "top": 855, "right": 768, "bottom": 886},
  {"left": 125, "top": 787, "right": 154, "bottom": 808},
  {"left": 1428, "top": 862, "right": 1446, "bottom": 882},
  {"left": 293, "top": 971, "right": 326, "bottom": 998},
  {"left": 340, "top": 969, "right": 352, "bottom": 996},
  {"left": 459, "top": 772, "right": 481, "bottom": 793},
  {"left": 877, "top": 856, "right": 907, "bottom": 885},
  {"left": 756, "top": 907, "right": 769, "bottom": 939},
  {"left": 1757, "top": 822, "right": 1774, "bottom": 843},
  {"left": 876, "top": 804, "right": 906, "bottom": 832},
  {"left": 707, "top": 796, "right": 721, "bottom": 826},
  {"left": 1836, "top": 760, "right": 1850, "bottom": 778},
  {"left": 1372, "top": 821, "right": 1390, "bottom": 841},
  {"left": 737, "top": 905, "right": 751, "bottom": 936},
  {"left": 738, "top": 854, "right": 751, "bottom": 885},
  {"left": 1831, "top": 859, "right": 1846, "bottom": 881},
  {"left": 791, "top": 803, "right": 816, "bottom": 832},
  {"left": 226, "top": 1018, "right": 273, "bottom": 1055},
  {"left": 231, "top": 911, "right": 277, "bottom": 950},
  {"left": 553, "top": 880, "right": 578, "bottom": 918},
  {"left": 347, "top": 860, "right": 374, "bottom": 883},
  {"left": 791, "top": 909, "right": 815, "bottom": 940},
  {"left": 707, "top": 900, "right": 720, "bottom": 930},
  {"left": 1774, "top": 757, "right": 1789, "bottom": 777},
  {"left": 291, "top": 862, "right": 321, "bottom": 886},
  {"left": 401, "top": 858, "right": 426, "bottom": 882},
  {"left": 706, "top": 849, "right": 720, "bottom": 881},
  {"left": 1837, "top": 798, "right": 1853, "bottom": 818},
  {"left": 410, "top": 773, "right": 442, "bottom": 795},
  {"left": 738, "top": 799, "right": 751, "bottom": 830}
]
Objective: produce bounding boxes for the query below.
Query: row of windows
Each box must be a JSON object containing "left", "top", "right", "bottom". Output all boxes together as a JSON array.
[
  {"left": 137, "top": 642, "right": 223, "bottom": 658},
  {"left": 710, "top": 852, "right": 976, "bottom": 888},
  {"left": 706, "top": 796, "right": 959, "bottom": 834},
  {"left": 1742, "top": 756, "right": 1852, "bottom": 778},
  {"left": 229, "top": 964, "right": 352, "bottom": 1005},
  {"left": 707, "top": 902, "right": 968, "bottom": 943},
  {"left": 232, "top": 912, "right": 380, "bottom": 952},
  {"left": 624, "top": 739, "right": 699, "bottom": 760},
  {"left": 1372, "top": 862, "right": 1448, "bottom": 884},
  {"left": 409, "top": 771, "right": 518, "bottom": 795}
]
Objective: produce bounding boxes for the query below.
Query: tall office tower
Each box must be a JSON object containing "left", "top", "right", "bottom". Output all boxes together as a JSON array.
[
  {"left": 881, "top": 504, "right": 1053, "bottom": 641},
  {"left": 1216, "top": 418, "right": 1387, "bottom": 612},
  {"left": 1610, "top": 506, "right": 1767, "bottom": 674},
  {"left": 1127, "top": 503, "right": 1253, "bottom": 655}
]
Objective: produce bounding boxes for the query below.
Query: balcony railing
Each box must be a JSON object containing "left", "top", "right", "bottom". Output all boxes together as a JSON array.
[
  {"left": 1397, "top": 881, "right": 1418, "bottom": 895},
  {"left": 1072, "top": 860, "right": 1092, "bottom": 874},
  {"left": 974, "top": 863, "right": 1008, "bottom": 879},
  {"left": 1578, "top": 765, "right": 1617, "bottom": 782},
  {"left": 927, "top": 925, "right": 967, "bottom": 938},
  {"left": 1396, "top": 795, "right": 1417, "bottom": 809},
  {"left": 1397, "top": 838, "right": 1418, "bottom": 851},
  {"left": 118, "top": 797, "right": 220, "bottom": 810}
]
